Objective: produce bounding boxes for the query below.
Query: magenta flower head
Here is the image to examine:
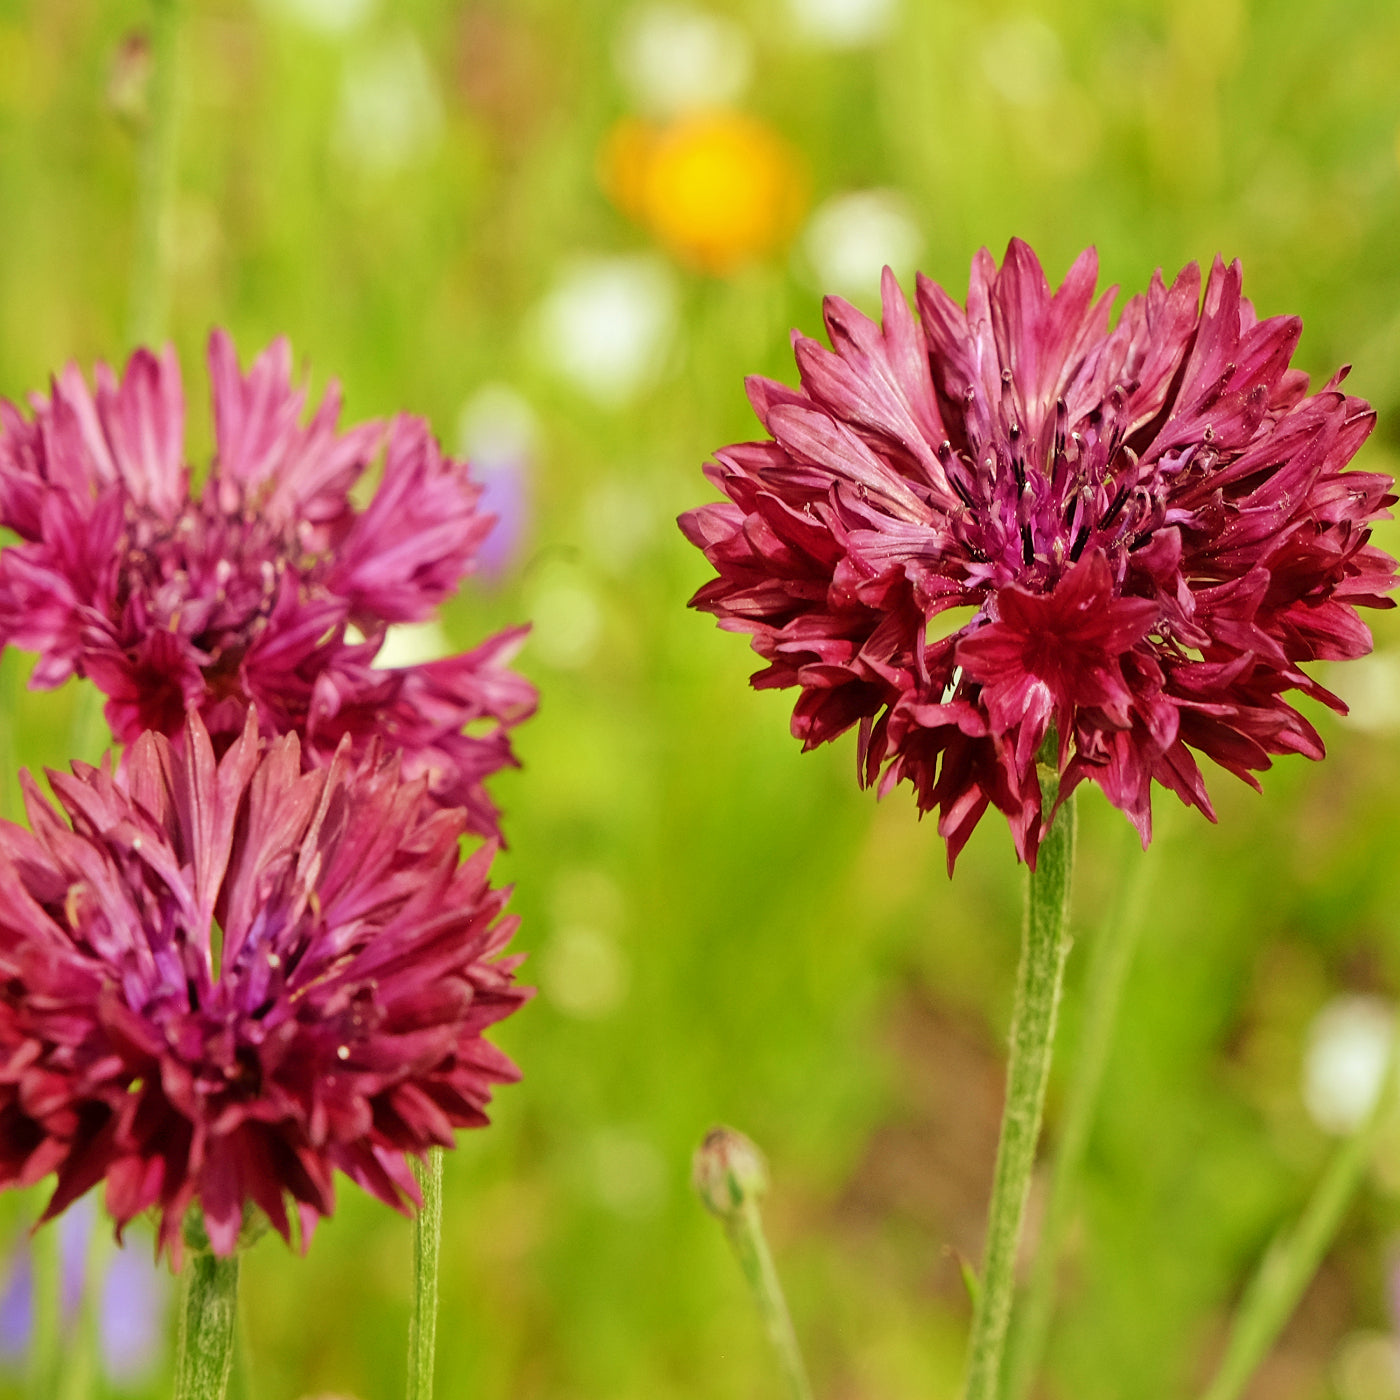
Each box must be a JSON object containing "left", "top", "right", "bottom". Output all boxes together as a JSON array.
[
  {"left": 0, "top": 333, "right": 536, "bottom": 839},
  {"left": 681, "top": 241, "right": 1396, "bottom": 867},
  {"left": 0, "top": 709, "right": 527, "bottom": 1261}
]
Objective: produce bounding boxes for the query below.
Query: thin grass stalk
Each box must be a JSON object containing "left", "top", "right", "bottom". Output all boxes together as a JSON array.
[
  {"left": 1198, "top": 1005, "right": 1400, "bottom": 1400},
  {"left": 56, "top": 1217, "right": 110, "bottom": 1400},
  {"left": 127, "top": 0, "right": 180, "bottom": 346},
  {"left": 26, "top": 1220, "right": 60, "bottom": 1400}
]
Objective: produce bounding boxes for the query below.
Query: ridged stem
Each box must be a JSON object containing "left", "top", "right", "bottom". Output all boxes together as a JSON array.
[
  {"left": 127, "top": 0, "right": 180, "bottom": 346},
  {"left": 961, "top": 754, "right": 1077, "bottom": 1400},
  {"left": 1198, "top": 1006, "right": 1400, "bottom": 1400},
  {"left": 174, "top": 1251, "right": 240, "bottom": 1400},
  {"left": 407, "top": 1147, "right": 444, "bottom": 1400},
  {"left": 1005, "top": 823, "right": 1155, "bottom": 1400}
]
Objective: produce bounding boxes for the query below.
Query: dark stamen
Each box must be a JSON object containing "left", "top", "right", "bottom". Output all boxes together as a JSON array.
[
  {"left": 1099, "top": 483, "right": 1131, "bottom": 529},
  {"left": 1021, "top": 523, "right": 1035, "bottom": 566},
  {"left": 1070, "top": 523, "right": 1091, "bottom": 561}
]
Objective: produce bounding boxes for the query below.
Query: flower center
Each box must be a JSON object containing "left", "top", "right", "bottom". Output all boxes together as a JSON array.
[
  {"left": 116, "top": 498, "right": 305, "bottom": 678},
  {"left": 938, "top": 372, "right": 1171, "bottom": 595}
]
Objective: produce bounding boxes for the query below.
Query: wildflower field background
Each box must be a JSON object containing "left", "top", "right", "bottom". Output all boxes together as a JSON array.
[{"left": 4, "top": 0, "right": 1400, "bottom": 1397}]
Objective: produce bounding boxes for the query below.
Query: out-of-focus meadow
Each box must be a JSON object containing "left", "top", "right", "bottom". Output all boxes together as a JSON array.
[{"left": 3, "top": 0, "right": 1400, "bottom": 1396}]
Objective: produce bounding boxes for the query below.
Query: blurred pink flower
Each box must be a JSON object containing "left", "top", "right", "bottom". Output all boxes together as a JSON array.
[
  {"left": 0, "top": 333, "right": 535, "bottom": 839},
  {"left": 681, "top": 240, "right": 1396, "bottom": 867},
  {"left": 0, "top": 711, "right": 528, "bottom": 1261}
]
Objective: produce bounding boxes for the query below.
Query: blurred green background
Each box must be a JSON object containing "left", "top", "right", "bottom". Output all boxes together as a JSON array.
[{"left": 3, "top": 0, "right": 1400, "bottom": 1397}]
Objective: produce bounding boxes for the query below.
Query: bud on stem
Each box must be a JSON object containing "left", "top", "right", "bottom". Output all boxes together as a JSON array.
[{"left": 693, "top": 1127, "right": 813, "bottom": 1400}]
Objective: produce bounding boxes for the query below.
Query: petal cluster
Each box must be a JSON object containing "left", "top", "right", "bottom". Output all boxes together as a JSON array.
[
  {"left": 0, "top": 333, "right": 535, "bottom": 838},
  {"left": 0, "top": 711, "right": 527, "bottom": 1259},
  {"left": 681, "top": 241, "right": 1396, "bottom": 866}
]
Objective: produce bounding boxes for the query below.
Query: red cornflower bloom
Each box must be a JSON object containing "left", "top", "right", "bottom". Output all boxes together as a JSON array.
[
  {"left": 0, "top": 710, "right": 527, "bottom": 1260},
  {"left": 0, "top": 333, "right": 535, "bottom": 839},
  {"left": 681, "top": 241, "right": 1396, "bottom": 867}
]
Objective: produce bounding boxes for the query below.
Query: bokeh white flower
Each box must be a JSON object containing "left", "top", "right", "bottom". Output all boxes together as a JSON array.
[
  {"left": 458, "top": 383, "right": 540, "bottom": 472},
  {"left": 787, "top": 0, "right": 897, "bottom": 48},
  {"left": 258, "top": 0, "right": 375, "bottom": 36},
  {"left": 1331, "top": 652, "right": 1400, "bottom": 734},
  {"left": 800, "top": 188, "right": 923, "bottom": 300},
  {"left": 531, "top": 255, "right": 678, "bottom": 405},
  {"left": 614, "top": 3, "right": 753, "bottom": 115},
  {"left": 1303, "top": 995, "right": 1395, "bottom": 1136},
  {"left": 333, "top": 32, "right": 443, "bottom": 175}
]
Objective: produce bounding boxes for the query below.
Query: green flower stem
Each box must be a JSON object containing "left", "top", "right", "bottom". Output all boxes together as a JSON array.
[
  {"left": 961, "top": 754, "right": 1077, "bottom": 1400},
  {"left": 407, "top": 1147, "right": 444, "bottom": 1400},
  {"left": 174, "top": 1251, "right": 240, "bottom": 1400},
  {"left": 1006, "top": 822, "right": 1156, "bottom": 1400},
  {"left": 1199, "top": 1007, "right": 1400, "bottom": 1400},
  {"left": 721, "top": 1193, "right": 813, "bottom": 1400},
  {"left": 128, "top": 0, "right": 181, "bottom": 346}
]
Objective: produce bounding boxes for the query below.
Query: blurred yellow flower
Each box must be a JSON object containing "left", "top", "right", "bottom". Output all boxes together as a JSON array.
[{"left": 601, "top": 109, "right": 808, "bottom": 274}]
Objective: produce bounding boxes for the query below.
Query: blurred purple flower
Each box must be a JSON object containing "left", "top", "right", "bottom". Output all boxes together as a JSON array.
[
  {"left": 0, "top": 1195, "right": 165, "bottom": 1383},
  {"left": 473, "top": 459, "right": 531, "bottom": 579},
  {"left": 0, "top": 1244, "right": 30, "bottom": 1359},
  {"left": 457, "top": 384, "right": 538, "bottom": 580},
  {"left": 101, "top": 1239, "right": 166, "bottom": 1382},
  {"left": 0, "top": 333, "right": 535, "bottom": 839},
  {"left": 0, "top": 709, "right": 529, "bottom": 1261}
]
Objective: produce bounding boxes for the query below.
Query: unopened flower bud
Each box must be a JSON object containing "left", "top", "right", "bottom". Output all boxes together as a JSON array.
[{"left": 692, "top": 1126, "right": 769, "bottom": 1220}]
